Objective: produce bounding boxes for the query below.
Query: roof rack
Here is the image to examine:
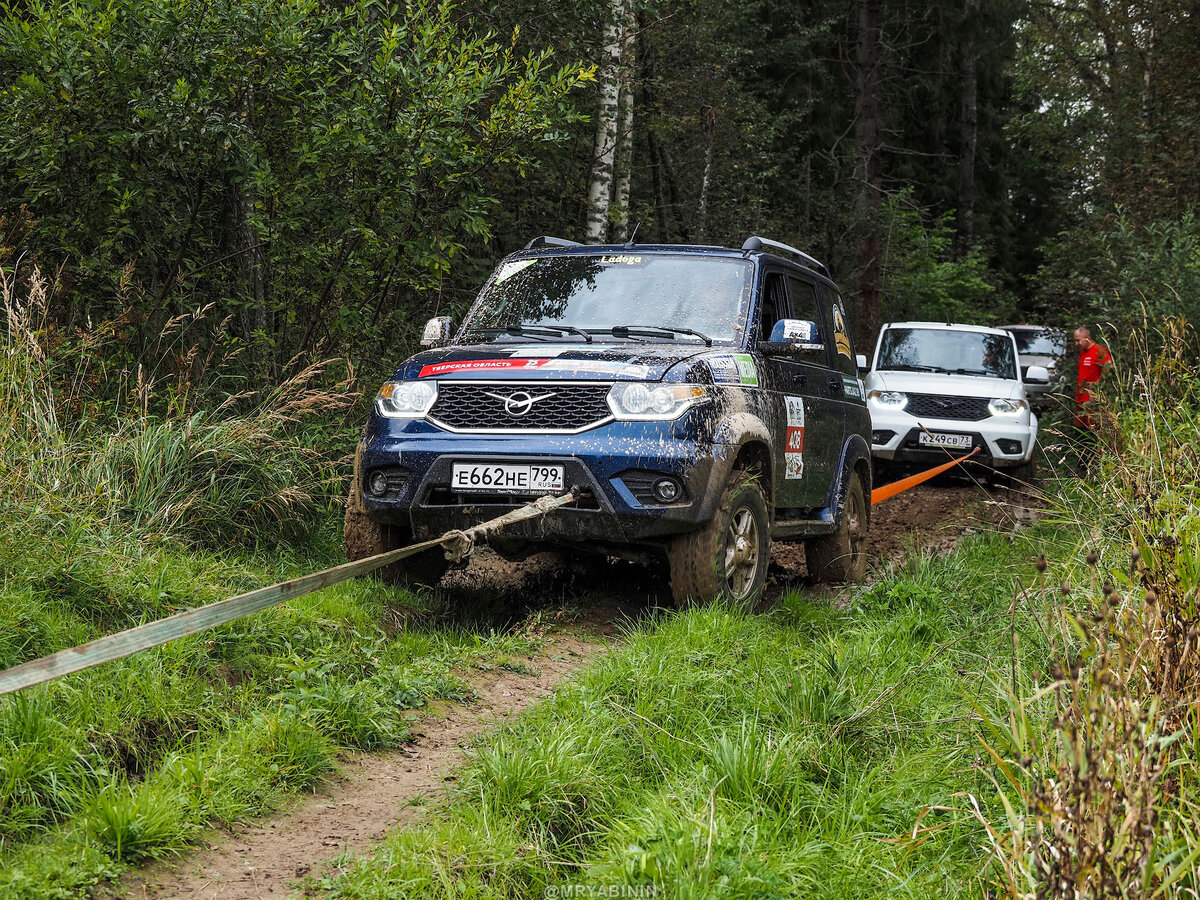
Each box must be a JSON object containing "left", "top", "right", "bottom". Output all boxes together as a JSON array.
[
  {"left": 741, "top": 236, "right": 830, "bottom": 279},
  {"left": 524, "top": 235, "right": 583, "bottom": 250}
]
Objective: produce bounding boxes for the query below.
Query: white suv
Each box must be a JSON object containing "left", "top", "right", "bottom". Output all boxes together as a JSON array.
[{"left": 864, "top": 322, "right": 1046, "bottom": 476}]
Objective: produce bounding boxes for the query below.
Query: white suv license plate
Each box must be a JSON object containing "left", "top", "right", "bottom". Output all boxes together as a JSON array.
[
  {"left": 918, "top": 432, "right": 973, "bottom": 450},
  {"left": 451, "top": 463, "right": 564, "bottom": 494}
]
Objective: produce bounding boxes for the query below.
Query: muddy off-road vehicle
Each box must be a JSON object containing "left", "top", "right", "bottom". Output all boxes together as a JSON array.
[{"left": 345, "top": 236, "right": 872, "bottom": 605}]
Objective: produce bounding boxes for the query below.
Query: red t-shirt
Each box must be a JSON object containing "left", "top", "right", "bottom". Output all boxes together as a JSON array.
[{"left": 1075, "top": 342, "right": 1110, "bottom": 405}]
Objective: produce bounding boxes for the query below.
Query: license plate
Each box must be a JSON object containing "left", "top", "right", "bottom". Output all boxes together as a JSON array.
[
  {"left": 918, "top": 432, "right": 972, "bottom": 450},
  {"left": 450, "top": 463, "right": 564, "bottom": 494}
]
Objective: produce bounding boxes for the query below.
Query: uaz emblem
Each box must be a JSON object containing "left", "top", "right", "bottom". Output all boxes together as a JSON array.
[{"left": 484, "top": 389, "right": 557, "bottom": 417}]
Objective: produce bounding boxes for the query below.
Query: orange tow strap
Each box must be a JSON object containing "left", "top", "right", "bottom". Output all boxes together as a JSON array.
[{"left": 870, "top": 447, "right": 981, "bottom": 505}]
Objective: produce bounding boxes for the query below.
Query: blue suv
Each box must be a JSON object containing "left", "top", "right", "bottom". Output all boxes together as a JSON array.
[{"left": 345, "top": 236, "right": 873, "bottom": 604}]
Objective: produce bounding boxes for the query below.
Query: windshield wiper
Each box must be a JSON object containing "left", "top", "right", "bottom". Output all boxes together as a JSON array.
[
  {"left": 607, "top": 325, "right": 713, "bottom": 347},
  {"left": 482, "top": 324, "right": 593, "bottom": 343},
  {"left": 950, "top": 367, "right": 990, "bottom": 376},
  {"left": 884, "top": 364, "right": 943, "bottom": 372}
]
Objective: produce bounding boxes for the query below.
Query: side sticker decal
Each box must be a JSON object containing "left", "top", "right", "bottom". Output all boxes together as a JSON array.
[
  {"left": 707, "top": 355, "right": 741, "bottom": 384},
  {"left": 733, "top": 354, "right": 758, "bottom": 386},
  {"left": 841, "top": 375, "right": 864, "bottom": 400},
  {"left": 418, "top": 358, "right": 549, "bottom": 377},
  {"left": 784, "top": 396, "right": 805, "bottom": 479}
]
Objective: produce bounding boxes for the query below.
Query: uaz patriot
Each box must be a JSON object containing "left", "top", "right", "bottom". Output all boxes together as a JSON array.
[{"left": 346, "top": 236, "right": 873, "bottom": 605}]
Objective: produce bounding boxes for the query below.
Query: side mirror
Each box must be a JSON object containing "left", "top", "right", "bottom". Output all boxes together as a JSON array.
[
  {"left": 856, "top": 354, "right": 868, "bottom": 373},
  {"left": 421, "top": 316, "right": 455, "bottom": 348},
  {"left": 765, "top": 318, "right": 824, "bottom": 354},
  {"left": 1025, "top": 365, "right": 1050, "bottom": 385}
]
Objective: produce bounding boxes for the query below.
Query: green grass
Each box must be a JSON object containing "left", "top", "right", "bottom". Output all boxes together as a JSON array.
[
  {"left": 0, "top": 513, "right": 540, "bottom": 899},
  {"left": 313, "top": 526, "right": 1065, "bottom": 899}
]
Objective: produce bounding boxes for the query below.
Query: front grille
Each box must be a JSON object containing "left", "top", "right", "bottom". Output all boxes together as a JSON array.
[
  {"left": 906, "top": 393, "right": 991, "bottom": 421},
  {"left": 429, "top": 383, "right": 613, "bottom": 432}
]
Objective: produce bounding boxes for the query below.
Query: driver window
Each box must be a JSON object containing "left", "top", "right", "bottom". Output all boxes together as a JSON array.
[
  {"left": 758, "top": 273, "right": 788, "bottom": 343},
  {"left": 786, "top": 276, "right": 830, "bottom": 366}
]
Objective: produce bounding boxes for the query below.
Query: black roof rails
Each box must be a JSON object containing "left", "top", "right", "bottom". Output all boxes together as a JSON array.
[
  {"left": 524, "top": 235, "right": 583, "bottom": 250},
  {"left": 741, "top": 236, "right": 830, "bottom": 279}
]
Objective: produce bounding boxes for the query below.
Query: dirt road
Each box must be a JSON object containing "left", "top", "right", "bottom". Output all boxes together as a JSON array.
[
  {"left": 116, "top": 479, "right": 1039, "bottom": 899},
  {"left": 121, "top": 632, "right": 606, "bottom": 900}
]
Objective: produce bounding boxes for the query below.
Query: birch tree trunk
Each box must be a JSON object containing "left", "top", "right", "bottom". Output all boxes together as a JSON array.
[
  {"left": 585, "top": 0, "right": 624, "bottom": 242},
  {"left": 612, "top": 5, "right": 636, "bottom": 241},
  {"left": 696, "top": 107, "right": 716, "bottom": 242}
]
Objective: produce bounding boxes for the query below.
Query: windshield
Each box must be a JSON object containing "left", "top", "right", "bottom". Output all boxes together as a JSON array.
[
  {"left": 459, "top": 254, "right": 753, "bottom": 344},
  {"left": 1009, "top": 329, "right": 1065, "bottom": 357},
  {"left": 877, "top": 328, "right": 1017, "bottom": 379}
]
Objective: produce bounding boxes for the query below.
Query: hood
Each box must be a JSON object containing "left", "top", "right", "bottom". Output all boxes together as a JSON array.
[
  {"left": 396, "top": 342, "right": 713, "bottom": 382},
  {"left": 866, "top": 370, "right": 1024, "bottom": 401}
]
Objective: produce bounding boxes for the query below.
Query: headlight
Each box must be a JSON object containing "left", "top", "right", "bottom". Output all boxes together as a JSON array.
[
  {"left": 607, "top": 383, "right": 710, "bottom": 420},
  {"left": 868, "top": 390, "right": 908, "bottom": 409},
  {"left": 376, "top": 381, "right": 437, "bottom": 418},
  {"left": 987, "top": 398, "right": 1028, "bottom": 416}
]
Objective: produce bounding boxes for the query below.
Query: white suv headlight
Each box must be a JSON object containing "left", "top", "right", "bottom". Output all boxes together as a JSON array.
[
  {"left": 868, "top": 390, "right": 908, "bottom": 409},
  {"left": 607, "top": 383, "right": 710, "bottom": 420},
  {"left": 376, "top": 381, "right": 437, "bottom": 418},
  {"left": 987, "top": 398, "right": 1028, "bottom": 416}
]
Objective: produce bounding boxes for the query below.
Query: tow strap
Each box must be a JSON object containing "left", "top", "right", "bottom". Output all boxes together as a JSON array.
[
  {"left": 0, "top": 489, "right": 581, "bottom": 697},
  {"left": 871, "top": 447, "right": 981, "bottom": 505}
]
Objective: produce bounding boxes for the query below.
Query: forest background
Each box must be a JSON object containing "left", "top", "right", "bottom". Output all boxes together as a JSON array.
[{"left": 3, "top": 0, "right": 1199, "bottom": 396}]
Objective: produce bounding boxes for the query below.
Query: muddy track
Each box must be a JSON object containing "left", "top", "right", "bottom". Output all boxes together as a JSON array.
[
  {"left": 119, "top": 632, "right": 605, "bottom": 900},
  {"left": 115, "top": 480, "right": 1040, "bottom": 900}
]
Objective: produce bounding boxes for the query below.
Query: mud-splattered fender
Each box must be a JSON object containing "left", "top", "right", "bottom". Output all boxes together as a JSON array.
[
  {"left": 690, "top": 411, "right": 774, "bottom": 523},
  {"left": 825, "top": 433, "right": 873, "bottom": 528}
]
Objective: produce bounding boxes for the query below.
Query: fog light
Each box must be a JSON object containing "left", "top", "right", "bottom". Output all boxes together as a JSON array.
[
  {"left": 997, "top": 439, "right": 1022, "bottom": 455},
  {"left": 653, "top": 478, "right": 681, "bottom": 503},
  {"left": 872, "top": 430, "right": 896, "bottom": 444},
  {"left": 369, "top": 471, "right": 389, "bottom": 496}
]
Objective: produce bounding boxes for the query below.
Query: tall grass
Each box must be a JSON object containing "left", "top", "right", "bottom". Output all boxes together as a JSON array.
[
  {"left": 975, "top": 316, "right": 1200, "bottom": 897},
  {"left": 0, "top": 261, "right": 546, "bottom": 899},
  {"left": 1, "top": 264, "right": 350, "bottom": 546}
]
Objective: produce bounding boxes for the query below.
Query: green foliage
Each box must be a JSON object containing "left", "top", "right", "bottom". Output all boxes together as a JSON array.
[
  {"left": 1036, "top": 210, "right": 1200, "bottom": 335},
  {"left": 0, "top": 0, "right": 588, "bottom": 372},
  {"left": 882, "top": 194, "right": 1013, "bottom": 325}
]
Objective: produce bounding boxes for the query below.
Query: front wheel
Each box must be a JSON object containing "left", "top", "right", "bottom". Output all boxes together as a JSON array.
[
  {"left": 667, "top": 471, "right": 770, "bottom": 607},
  {"left": 805, "top": 470, "right": 868, "bottom": 583},
  {"left": 344, "top": 491, "right": 448, "bottom": 588}
]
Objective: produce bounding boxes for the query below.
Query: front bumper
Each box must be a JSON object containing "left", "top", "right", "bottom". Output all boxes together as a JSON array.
[
  {"left": 357, "top": 418, "right": 726, "bottom": 544},
  {"left": 870, "top": 409, "right": 1036, "bottom": 468}
]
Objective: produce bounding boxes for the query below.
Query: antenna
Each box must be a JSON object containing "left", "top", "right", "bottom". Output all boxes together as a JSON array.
[{"left": 625, "top": 222, "right": 642, "bottom": 248}]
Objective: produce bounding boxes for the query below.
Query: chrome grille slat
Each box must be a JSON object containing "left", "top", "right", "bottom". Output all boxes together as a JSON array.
[
  {"left": 429, "top": 382, "right": 613, "bottom": 432},
  {"left": 906, "top": 392, "right": 991, "bottom": 421}
]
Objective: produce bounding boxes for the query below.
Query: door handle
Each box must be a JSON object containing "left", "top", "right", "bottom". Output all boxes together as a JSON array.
[
  {"left": 828, "top": 377, "right": 842, "bottom": 392},
  {"left": 791, "top": 373, "right": 807, "bottom": 386}
]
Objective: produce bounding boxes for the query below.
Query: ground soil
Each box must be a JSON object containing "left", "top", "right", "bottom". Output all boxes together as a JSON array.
[{"left": 115, "top": 477, "right": 1043, "bottom": 899}]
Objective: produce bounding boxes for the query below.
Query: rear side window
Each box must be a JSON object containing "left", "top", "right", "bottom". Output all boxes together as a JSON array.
[{"left": 827, "top": 293, "right": 856, "bottom": 376}]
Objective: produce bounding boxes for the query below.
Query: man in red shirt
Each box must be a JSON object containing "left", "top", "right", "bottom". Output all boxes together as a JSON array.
[{"left": 1073, "top": 325, "right": 1111, "bottom": 471}]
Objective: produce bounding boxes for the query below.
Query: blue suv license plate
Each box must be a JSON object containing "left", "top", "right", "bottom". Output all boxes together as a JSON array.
[{"left": 451, "top": 463, "right": 565, "bottom": 494}]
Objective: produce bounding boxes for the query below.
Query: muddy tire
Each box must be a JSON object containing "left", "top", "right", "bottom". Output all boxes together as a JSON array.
[
  {"left": 344, "top": 490, "right": 448, "bottom": 588},
  {"left": 805, "top": 470, "right": 868, "bottom": 583},
  {"left": 667, "top": 471, "right": 770, "bottom": 608}
]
